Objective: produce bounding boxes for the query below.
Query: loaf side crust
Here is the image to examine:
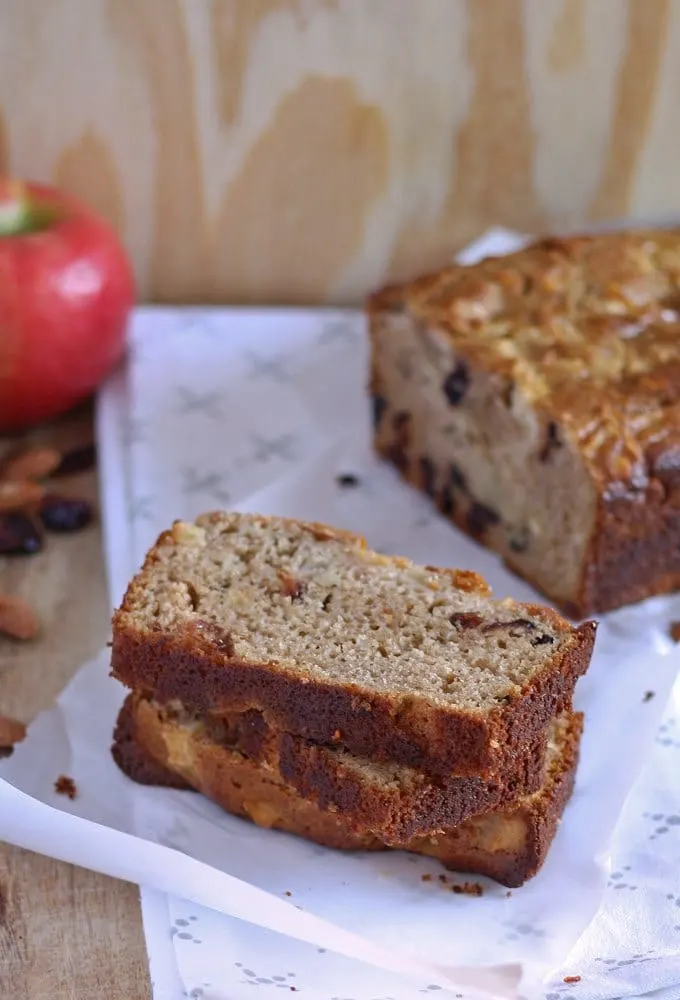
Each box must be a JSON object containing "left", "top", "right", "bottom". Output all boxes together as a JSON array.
[
  {"left": 111, "top": 617, "right": 594, "bottom": 779},
  {"left": 113, "top": 695, "right": 582, "bottom": 887},
  {"left": 129, "top": 694, "right": 552, "bottom": 844}
]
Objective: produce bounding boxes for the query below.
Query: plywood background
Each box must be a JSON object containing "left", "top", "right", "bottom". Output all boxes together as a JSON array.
[{"left": 0, "top": 0, "right": 678, "bottom": 305}]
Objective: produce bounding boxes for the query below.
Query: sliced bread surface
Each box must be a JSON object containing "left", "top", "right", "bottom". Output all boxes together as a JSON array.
[
  {"left": 111, "top": 512, "right": 596, "bottom": 776},
  {"left": 113, "top": 694, "right": 582, "bottom": 888},
  {"left": 125, "top": 694, "right": 551, "bottom": 843}
]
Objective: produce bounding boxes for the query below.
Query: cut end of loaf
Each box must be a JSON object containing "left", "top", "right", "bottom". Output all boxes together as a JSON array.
[{"left": 113, "top": 511, "right": 593, "bottom": 717}]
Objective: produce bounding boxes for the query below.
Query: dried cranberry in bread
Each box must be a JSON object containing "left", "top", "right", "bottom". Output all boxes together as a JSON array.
[
  {"left": 111, "top": 512, "right": 595, "bottom": 778},
  {"left": 368, "top": 230, "right": 680, "bottom": 616},
  {"left": 113, "top": 694, "right": 583, "bottom": 888}
]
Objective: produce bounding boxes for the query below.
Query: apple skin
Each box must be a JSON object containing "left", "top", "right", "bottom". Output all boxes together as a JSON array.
[{"left": 0, "top": 179, "right": 135, "bottom": 433}]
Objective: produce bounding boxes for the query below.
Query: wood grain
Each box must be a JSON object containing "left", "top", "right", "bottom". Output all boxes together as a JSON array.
[
  {"left": 0, "top": 409, "right": 151, "bottom": 1000},
  {"left": 1, "top": 0, "right": 679, "bottom": 305}
]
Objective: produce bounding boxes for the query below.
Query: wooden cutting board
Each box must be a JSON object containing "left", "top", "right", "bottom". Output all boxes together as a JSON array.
[{"left": 0, "top": 407, "right": 151, "bottom": 999}]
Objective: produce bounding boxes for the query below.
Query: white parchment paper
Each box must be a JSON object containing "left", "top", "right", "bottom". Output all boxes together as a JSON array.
[{"left": 2, "top": 230, "right": 680, "bottom": 1000}]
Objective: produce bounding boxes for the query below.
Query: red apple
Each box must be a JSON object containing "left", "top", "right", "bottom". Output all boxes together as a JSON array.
[{"left": 0, "top": 178, "right": 135, "bottom": 432}]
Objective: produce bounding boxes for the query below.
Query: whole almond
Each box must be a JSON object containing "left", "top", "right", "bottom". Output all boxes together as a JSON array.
[
  {"left": 0, "top": 480, "right": 44, "bottom": 512},
  {"left": 0, "top": 714, "right": 26, "bottom": 749},
  {"left": 1, "top": 447, "right": 62, "bottom": 482},
  {"left": 0, "top": 594, "right": 39, "bottom": 640}
]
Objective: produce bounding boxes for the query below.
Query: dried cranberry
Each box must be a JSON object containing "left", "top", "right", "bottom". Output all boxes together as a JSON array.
[
  {"left": 419, "top": 457, "right": 436, "bottom": 498},
  {"left": 0, "top": 514, "right": 43, "bottom": 555},
  {"left": 53, "top": 443, "right": 97, "bottom": 478},
  {"left": 539, "top": 422, "right": 562, "bottom": 463},
  {"left": 440, "top": 486, "right": 455, "bottom": 516},
  {"left": 501, "top": 380, "right": 515, "bottom": 408},
  {"left": 387, "top": 444, "right": 409, "bottom": 473},
  {"left": 466, "top": 501, "right": 500, "bottom": 538},
  {"left": 482, "top": 618, "right": 534, "bottom": 634},
  {"left": 372, "top": 394, "right": 387, "bottom": 431},
  {"left": 450, "top": 612, "right": 483, "bottom": 628},
  {"left": 509, "top": 525, "right": 531, "bottom": 553},
  {"left": 392, "top": 411, "right": 411, "bottom": 433},
  {"left": 442, "top": 362, "right": 470, "bottom": 406},
  {"left": 450, "top": 463, "right": 467, "bottom": 492},
  {"left": 39, "top": 495, "right": 94, "bottom": 533},
  {"left": 386, "top": 411, "right": 412, "bottom": 472}
]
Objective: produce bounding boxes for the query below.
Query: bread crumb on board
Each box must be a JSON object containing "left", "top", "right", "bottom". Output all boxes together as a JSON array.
[
  {"left": 54, "top": 775, "right": 77, "bottom": 800},
  {"left": 563, "top": 975, "right": 581, "bottom": 984},
  {"left": 669, "top": 621, "right": 680, "bottom": 643},
  {"left": 643, "top": 690, "right": 655, "bottom": 702}
]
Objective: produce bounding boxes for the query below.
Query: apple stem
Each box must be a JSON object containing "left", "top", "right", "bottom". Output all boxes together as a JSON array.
[{"left": 0, "top": 180, "right": 37, "bottom": 236}]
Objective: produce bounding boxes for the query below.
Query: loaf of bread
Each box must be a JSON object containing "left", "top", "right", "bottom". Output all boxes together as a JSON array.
[
  {"left": 113, "top": 694, "right": 582, "bottom": 888},
  {"left": 111, "top": 512, "right": 595, "bottom": 778},
  {"left": 368, "top": 231, "right": 680, "bottom": 617},
  {"left": 118, "top": 694, "right": 551, "bottom": 844}
]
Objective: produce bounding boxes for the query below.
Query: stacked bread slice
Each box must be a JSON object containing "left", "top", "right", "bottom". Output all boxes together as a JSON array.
[{"left": 110, "top": 512, "right": 596, "bottom": 887}]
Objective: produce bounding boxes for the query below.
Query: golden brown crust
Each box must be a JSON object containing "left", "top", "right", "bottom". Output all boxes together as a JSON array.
[
  {"left": 111, "top": 617, "right": 594, "bottom": 779},
  {"left": 368, "top": 231, "right": 680, "bottom": 487},
  {"left": 369, "top": 231, "right": 680, "bottom": 617},
  {"left": 113, "top": 696, "right": 582, "bottom": 888},
  {"left": 127, "top": 694, "right": 552, "bottom": 845}
]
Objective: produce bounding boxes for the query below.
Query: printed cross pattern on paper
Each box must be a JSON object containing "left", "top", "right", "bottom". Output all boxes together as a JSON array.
[
  {"left": 244, "top": 350, "right": 291, "bottom": 383},
  {"left": 176, "top": 386, "right": 223, "bottom": 420},
  {"left": 181, "top": 468, "right": 231, "bottom": 505},
  {"left": 250, "top": 433, "right": 297, "bottom": 464}
]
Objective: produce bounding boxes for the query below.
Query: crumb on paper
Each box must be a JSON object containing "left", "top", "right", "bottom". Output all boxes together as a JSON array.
[
  {"left": 438, "top": 874, "right": 447, "bottom": 884},
  {"left": 451, "top": 881, "right": 483, "bottom": 896},
  {"left": 643, "top": 690, "right": 655, "bottom": 702},
  {"left": 290, "top": 988, "right": 298, "bottom": 993},
  {"left": 563, "top": 975, "right": 581, "bottom": 984},
  {"left": 335, "top": 473, "right": 360, "bottom": 488},
  {"left": 421, "top": 873, "right": 432, "bottom": 882},
  {"left": 506, "top": 890, "right": 513, "bottom": 897},
  {"left": 669, "top": 621, "right": 680, "bottom": 643},
  {"left": 284, "top": 890, "right": 292, "bottom": 897},
  {"left": 54, "top": 775, "right": 77, "bottom": 800}
]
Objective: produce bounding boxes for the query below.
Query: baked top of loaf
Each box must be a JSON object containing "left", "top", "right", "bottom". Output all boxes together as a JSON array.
[
  {"left": 368, "top": 231, "right": 680, "bottom": 489},
  {"left": 113, "top": 693, "right": 582, "bottom": 887},
  {"left": 112, "top": 512, "right": 595, "bottom": 777},
  {"left": 130, "top": 693, "right": 549, "bottom": 844}
]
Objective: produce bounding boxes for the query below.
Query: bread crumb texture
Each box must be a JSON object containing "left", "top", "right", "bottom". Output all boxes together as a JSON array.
[{"left": 117, "top": 512, "right": 578, "bottom": 714}]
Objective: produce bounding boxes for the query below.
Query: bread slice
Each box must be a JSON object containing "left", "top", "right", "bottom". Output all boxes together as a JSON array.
[
  {"left": 118, "top": 694, "right": 550, "bottom": 844},
  {"left": 367, "top": 231, "right": 680, "bottom": 617},
  {"left": 112, "top": 694, "right": 582, "bottom": 888},
  {"left": 111, "top": 512, "right": 595, "bottom": 777}
]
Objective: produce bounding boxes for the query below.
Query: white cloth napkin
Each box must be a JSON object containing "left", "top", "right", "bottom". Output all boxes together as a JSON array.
[{"left": 1, "top": 229, "right": 680, "bottom": 1000}]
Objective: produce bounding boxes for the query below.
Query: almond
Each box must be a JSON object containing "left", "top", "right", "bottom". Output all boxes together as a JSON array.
[
  {"left": 0, "top": 714, "right": 26, "bottom": 750},
  {"left": 1, "top": 447, "right": 62, "bottom": 482},
  {"left": 0, "top": 594, "right": 40, "bottom": 640},
  {"left": 0, "top": 480, "right": 44, "bottom": 512}
]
